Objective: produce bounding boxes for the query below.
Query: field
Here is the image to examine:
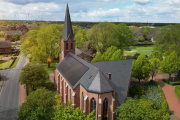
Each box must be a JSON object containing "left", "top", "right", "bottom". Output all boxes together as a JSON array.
[
  {"left": 124, "top": 46, "right": 154, "bottom": 56},
  {"left": 0, "top": 59, "right": 14, "bottom": 69}
]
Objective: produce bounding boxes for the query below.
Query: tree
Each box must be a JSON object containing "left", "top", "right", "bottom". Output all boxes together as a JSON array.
[
  {"left": 159, "top": 51, "right": 180, "bottom": 80},
  {"left": 91, "top": 51, "right": 103, "bottom": 62},
  {"left": 19, "top": 63, "right": 48, "bottom": 90},
  {"left": 92, "top": 46, "right": 126, "bottom": 62},
  {"left": 53, "top": 94, "right": 95, "bottom": 120},
  {"left": 110, "top": 49, "right": 126, "bottom": 61},
  {"left": 12, "top": 34, "right": 20, "bottom": 41},
  {"left": 149, "top": 51, "right": 163, "bottom": 61},
  {"left": 164, "top": 44, "right": 180, "bottom": 57},
  {"left": 20, "top": 24, "right": 62, "bottom": 67},
  {"left": 133, "top": 53, "right": 140, "bottom": 60},
  {"left": 86, "top": 22, "right": 118, "bottom": 53},
  {"left": 149, "top": 58, "right": 161, "bottom": 80},
  {"left": 114, "top": 23, "right": 135, "bottom": 50},
  {"left": 86, "top": 22, "right": 134, "bottom": 53},
  {"left": 131, "top": 55, "right": 152, "bottom": 82},
  {"left": 130, "top": 26, "right": 143, "bottom": 40},
  {"left": 155, "top": 24, "right": 180, "bottom": 54},
  {"left": 102, "top": 46, "right": 118, "bottom": 61},
  {"left": 115, "top": 98, "right": 170, "bottom": 120},
  {"left": 137, "top": 36, "right": 145, "bottom": 42},
  {"left": 18, "top": 88, "right": 56, "bottom": 120},
  {"left": 75, "top": 28, "right": 86, "bottom": 49}
]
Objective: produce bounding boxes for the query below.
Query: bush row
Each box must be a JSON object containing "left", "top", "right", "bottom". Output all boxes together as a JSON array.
[
  {"left": 162, "top": 79, "right": 180, "bottom": 85},
  {"left": 175, "top": 85, "right": 180, "bottom": 100}
]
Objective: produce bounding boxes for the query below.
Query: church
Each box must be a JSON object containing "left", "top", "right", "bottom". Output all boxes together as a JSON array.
[{"left": 54, "top": 4, "right": 133, "bottom": 120}]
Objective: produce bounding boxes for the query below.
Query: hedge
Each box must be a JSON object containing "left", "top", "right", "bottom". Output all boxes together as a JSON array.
[
  {"left": 175, "top": 85, "right": 180, "bottom": 100},
  {"left": 162, "top": 79, "right": 180, "bottom": 86}
]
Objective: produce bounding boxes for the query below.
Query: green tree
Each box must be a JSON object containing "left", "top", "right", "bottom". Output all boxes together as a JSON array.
[
  {"left": 149, "top": 58, "right": 161, "bottom": 80},
  {"left": 53, "top": 94, "right": 95, "bottom": 120},
  {"left": 149, "top": 51, "right": 163, "bottom": 61},
  {"left": 75, "top": 28, "right": 86, "bottom": 49},
  {"left": 86, "top": 22, "right": 134, "bottom": 53},
  {"left": 159, "top": 51, "right": 180, "bottom": 80},
  {"left": 138, "top": 36, "right": 145, "bottom": 41},
  {"left": 133, "top": 53, "right": 140, "bottom": 60},
  {"left": 114, "top": 23, "right": 135, "bottom": 50},
  {"left": 115, "top": 98, "right": 169, "bottom": 120},
  {"left": 131, "top": 55, "right": 152, "bottom": 82},
  {"left": 91, "top": 51, "right": 103, "bottom": 62},
  {"left": 164, "top": 44, "right": 180, "bottom": 57},
  {"left": 20, "top": 24, "right": 62, "bottom": 67},
  {"left": 19, "top": 63, "right": 48, "bottom": 90},
  {"left": 155, "top": 24, "right": 180, "bottom": 54},
  {"left": 18, "top": 88, "right": 56, "bottom": 120},
  {"left": 86, "top": 22, "right": 118, "bottom": 53},
  {"left": 102, "top": 46, "right": 118, "bottom": 61},
  {"left": 12, "top": 33, "right": 20, "bottom": 41},
  {"left": 130, "top": 26, "right": 143, "bottom": 40},
  {"left": 110, "top": 49, "right": 126, "bottom": 61}
]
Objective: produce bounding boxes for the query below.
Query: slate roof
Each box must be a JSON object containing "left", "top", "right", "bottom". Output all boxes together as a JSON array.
[
  {"left": 91, "top": 60, "right": 133, "bottom": 105},
  {"left": 56, "top": 52, "right": 133, "bottom": 105},
  {"left": 5, "top": 30, "right": 22, "bottom": 36},
  {"left": 62, "top": 4, "right": 74, "bottom": 41},
  {"left": 0, "top": 41, "right": 11, "bottom": 48}
]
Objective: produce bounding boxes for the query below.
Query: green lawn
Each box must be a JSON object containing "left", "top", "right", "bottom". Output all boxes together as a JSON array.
[
  {"left": 0, "top": 59, "right": 13, "bottom": 69},
  {"left": 42, "top": 63, "right": 57, "bottom": 74},
  {"left": 124, "top": 46, "right": 154, "bottom": 56},
  {"left": 175, "top": 85, "right": 180, "bottom": 100},
  {"left": 10, "top": 57, "right": 20, "bottom": 69}
]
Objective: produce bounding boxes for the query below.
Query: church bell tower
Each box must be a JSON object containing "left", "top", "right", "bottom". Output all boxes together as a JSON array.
[{"left": 60, "top": 4, "right": 75, "bottom": 62}]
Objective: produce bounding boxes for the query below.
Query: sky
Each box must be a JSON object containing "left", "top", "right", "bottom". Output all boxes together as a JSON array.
[{"left": 0, "top": 0, "right": 179, "bottom": 23}]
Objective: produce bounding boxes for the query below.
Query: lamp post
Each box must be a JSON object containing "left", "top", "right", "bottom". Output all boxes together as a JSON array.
[{"left": 47, "top": 57, "right": 52, "bottom": 68}]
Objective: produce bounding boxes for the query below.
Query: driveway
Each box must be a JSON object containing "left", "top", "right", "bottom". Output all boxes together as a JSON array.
[{"left": 0, "top": 55, "right": 26, "bottom": 120}]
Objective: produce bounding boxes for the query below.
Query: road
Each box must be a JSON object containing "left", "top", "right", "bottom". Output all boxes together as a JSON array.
[{"left": 0, "top": 55, "right": 26, "bottom": 120}]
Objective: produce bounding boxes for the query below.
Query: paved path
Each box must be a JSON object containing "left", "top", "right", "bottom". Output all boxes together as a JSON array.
[
  {"left": 0, "top": 55, "right": 26, "bottom": 120},
  {"left": 155, "top": 74, "right": 180, "bottom": 120}
]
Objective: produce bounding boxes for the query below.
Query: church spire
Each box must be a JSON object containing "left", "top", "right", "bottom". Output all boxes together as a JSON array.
[{"left": 62, "top": 3, "right": 74, "bottom": 41}]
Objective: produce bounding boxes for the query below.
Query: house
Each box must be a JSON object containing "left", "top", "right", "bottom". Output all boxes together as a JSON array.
[
  {"left": 0, "top": 41, "right": 12, "bottom": 54},
  {"left": 54, "top": 4, "right": 133, "bottom": 120},
  {"left": 5, "top": 30, "right": 22, "bottom": 41}
]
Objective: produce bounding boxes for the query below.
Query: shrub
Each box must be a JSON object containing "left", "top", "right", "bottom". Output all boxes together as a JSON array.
[
  {"left": 129, "top": 84, "right": 144, "bottom": 97},
  {"left": 175, "top": 85, "right": 180, "bottom": 100},
  {"left": 144, "top": 85, "right": 162, "bottom": 106},
  {"left": 148, "top": 80, "right": 159, "bottom": 86},
  {"left": 45, "top": 80, "right": 55, "bottom": 91},
  {"left": 115, "top": 98, "right": 165, "bottom": 120},
  {"left": 162, "top": 79, "right": 180, "bottom": 85}
]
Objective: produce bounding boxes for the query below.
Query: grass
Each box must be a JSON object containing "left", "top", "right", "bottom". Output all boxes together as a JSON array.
[
  {"left": 42, "top": 63, "right": 57, "bottom": 74},
  {"left": 10, "top": 57, "right": 20, "bottom": 69},
  {"left": 0, "top": 59, "right": 13, "bottom": 69},
  {"left": 124, "top": 46, "right": 154, "bottom": 56},
  {"left": 175, "top": 86, "right": 180, "bottom": 100}
]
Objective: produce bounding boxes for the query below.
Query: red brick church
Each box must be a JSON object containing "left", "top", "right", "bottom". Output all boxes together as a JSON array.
[{"left": 54, "top": 4, "right": 133, "bottom": 120}]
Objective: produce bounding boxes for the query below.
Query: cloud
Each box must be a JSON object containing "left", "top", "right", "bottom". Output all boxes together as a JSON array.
[
  {"left": 132, "top": 0, "right": 152, "bottom": 5},
  {"left": 0, "top": 0, "right": 179, "bottom": 23}
]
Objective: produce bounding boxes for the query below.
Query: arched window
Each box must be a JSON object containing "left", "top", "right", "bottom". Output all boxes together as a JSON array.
[
  {"left": 90, "top": 98, "right": 96, "bottom": 113},
  {"left": 82, "top": 92, "right": 84, "bottom": 111},
  {"left": 70, "top": 89, "right": 71, "bottom": 100},
  {"left": 103, "top": 98, "right": 108, "bottom": 120}
]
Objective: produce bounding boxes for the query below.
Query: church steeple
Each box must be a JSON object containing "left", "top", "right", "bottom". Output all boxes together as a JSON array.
[
  {"left": 60, "top": 3, "right": 75, "bottom": 62},
  {"left": 62, "top": 4, "right": 74, "bottom": 41}
]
